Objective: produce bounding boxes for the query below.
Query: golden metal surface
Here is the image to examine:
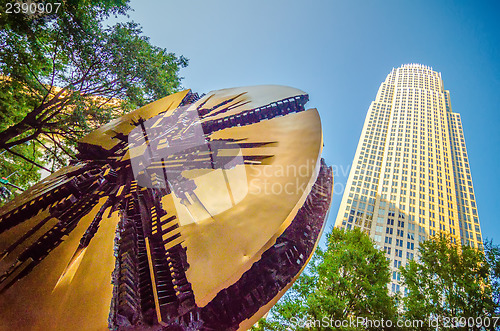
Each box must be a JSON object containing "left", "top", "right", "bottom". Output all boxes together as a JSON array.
[
  {"left": 80, "top": 89, "right": 189, "bottom": 151},
  {"left": 177, "top": 108, "right": 322, "bottom": 307},
  {"left": 0, "top": 198, "right": 118, "bottom": 331},
  {"left": 0, "top": 85, "right": 328, "bottom": 330}
]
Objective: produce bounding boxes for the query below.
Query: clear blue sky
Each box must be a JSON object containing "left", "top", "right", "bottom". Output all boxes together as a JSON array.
[{"left": 110, "top": 0, "right": 500, "bottom": 246}]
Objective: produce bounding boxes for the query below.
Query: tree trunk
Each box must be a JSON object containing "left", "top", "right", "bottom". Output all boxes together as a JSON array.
[
  {"left": 0, "top": 121, "right": 31, "bottom": 149},
  {"left": 0, "top": 105, "right": 46, "bottom": 149}
]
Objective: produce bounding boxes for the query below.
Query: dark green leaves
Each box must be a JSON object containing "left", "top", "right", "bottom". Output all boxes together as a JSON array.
[
  {"left": 255, "top": 228, "right": 396, "bottom": 330},
  {"left": 400, "top": 234, "right": 499, "bottom": 330},
  {"left": 0, "top": 0, "right": 187, "bottom": 196}
]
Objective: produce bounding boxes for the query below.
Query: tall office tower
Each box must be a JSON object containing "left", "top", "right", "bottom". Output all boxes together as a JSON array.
[{"left": 334, "top": 63, "right": 482, "bottom": 293}]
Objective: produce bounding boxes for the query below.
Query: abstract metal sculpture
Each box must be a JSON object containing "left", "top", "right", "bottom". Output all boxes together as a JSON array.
[{"left": 0, "top": 85, "right": 333, "bottom": 330}]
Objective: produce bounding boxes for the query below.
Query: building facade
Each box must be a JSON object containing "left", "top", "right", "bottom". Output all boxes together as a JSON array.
[{"left": 334, "top": 63, "right": 482, "bottom": 292}]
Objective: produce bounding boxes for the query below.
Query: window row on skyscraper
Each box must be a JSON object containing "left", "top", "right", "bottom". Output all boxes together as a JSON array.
[{"left": 336, "top": 64, "right": 484, "bottom": 294}]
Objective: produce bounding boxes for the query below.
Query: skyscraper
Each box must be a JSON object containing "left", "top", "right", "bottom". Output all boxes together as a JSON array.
[{"left": 334, "top": 63, "right": 482, "bottom": 292}]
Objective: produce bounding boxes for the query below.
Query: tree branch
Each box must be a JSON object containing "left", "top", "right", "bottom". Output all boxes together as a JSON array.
[
  {"left": 36, "top": 95, "right": 73, "bottom": 123},
  {"left": 42, "top": 134, "right": 76, "bottom": 159},
  {"left": 39, "top": 99, "right": 73, "bottom": 125},
  {"left": 18, "top": 53, "right": 50, "bottom": 94},
  {"left": 3, "top": 128, "right": 43, "bottom": 149},
  {"left": 35, "top": 138, "right": 66, "bottom": 166},
  {"left": 2, "top": 146, "right": 52, "bottom": 173}
]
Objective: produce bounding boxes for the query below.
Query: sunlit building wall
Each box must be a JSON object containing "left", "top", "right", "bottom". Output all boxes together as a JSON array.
[{"left": 334, "top": 63, "right": 482, "bottom": 292}]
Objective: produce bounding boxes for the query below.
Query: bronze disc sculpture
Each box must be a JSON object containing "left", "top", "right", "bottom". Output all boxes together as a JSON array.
[{"left": 0, "top": 85, "right": 333, "bottom": 330}]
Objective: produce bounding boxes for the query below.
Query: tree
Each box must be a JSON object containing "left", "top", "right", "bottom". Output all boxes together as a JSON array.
[
  {"left": 0, "top": 0, "right": 187, "bottom": 192},
  {"left": 254, "top": 227, "right": 396, "bottom": 330},
  {"left": 484, "top": 240, "right": 500, "bottom": 315},
  {"left": 400, "top": 234, "right": 499, "bottom": 330}
]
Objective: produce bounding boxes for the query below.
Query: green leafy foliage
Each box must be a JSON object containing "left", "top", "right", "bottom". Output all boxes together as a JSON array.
[
  {"left": 254, "top": 227, "right": 396, "bottom": 330},
  {"left": 399, "top": 234, "right": 499, "bottom": 330},
  {"left": 0, "top": 0, "right": 187, "bottom": 195},
  {"left": 0, "top": 140, "right": 43, "bottom": 195},
  {"left": 254, "top": 229, "right": 500, "bottom": 330},
  {"left": 484, "top": 240, "right": 500, "bottom": 314}
]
